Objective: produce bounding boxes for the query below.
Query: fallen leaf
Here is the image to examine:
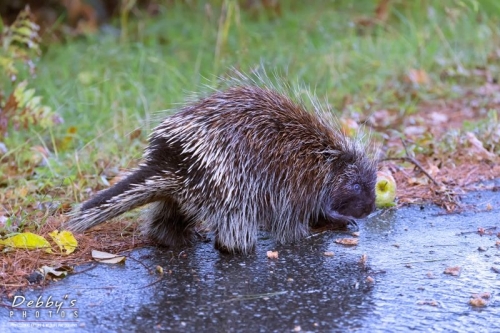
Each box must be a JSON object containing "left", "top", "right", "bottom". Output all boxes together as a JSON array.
[
  {"left": 408, "top": 176, "right": 429, "bottom": 186},
  {"left": 129, "top": 128, "right": 142, "bottom": 141},
  {"left": 465, "top": 132, "right": 497, "bottom": 161},
  {"left": 335, "top": 238, "right": 359, "bottom": 246},
  {"left": 469, "top": 298, "right": 488, "bottom": 307},
  {"left": 39, "top": 265, "right": 71, "bottom": 278},
  {"left": 91, "top": 250, "right": 126, "bottom": 264},
  {"left": 407, "top": 69, "right": 430, "bottom": 85},
  {"left": 428, "top": 112, "right": 448, "bottom": 124},
  {"left": 469, "top": 293, "right": 490, "bottom": 307},
  {"left": 266, "top": 251, "right": 279, "bottom": 259},
  {"left": 323, "top": 251, "right": 334, "bottom": 257},
  {"left": 0, "top": 142, "right": 8, "bottom": 155},
  {"left": 0, "top": 232, "right": 52, "bottom": 253},
  {"left": 404, "top": 125, "right": 427, "bottom": 136},
  {"left": 49, "top": 230, "right": 78, "bottom": 255},
  {"left": 368, "top": 109, "right": 397, "bottom": 128},
  {"left": 444, "top": 266, "right": 461, "bottom": 276},
  {"left": 340, "top": 118, "right": 359, "bottom": 137},
  {"left": 0, "top": 215, "right": 8, "bottom": 227}
]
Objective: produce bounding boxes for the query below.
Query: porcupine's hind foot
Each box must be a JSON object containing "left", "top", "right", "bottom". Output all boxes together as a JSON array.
[
  {"left": 142, "top": 198, "right": 194, "bottom": 247},
  {"left": 214, "top": 215, "right": 258, "bottom": 254}
]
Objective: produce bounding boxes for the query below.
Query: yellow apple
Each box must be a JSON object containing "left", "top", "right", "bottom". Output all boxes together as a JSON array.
[{"left": 375, "top": 169, "right": 397, "bottom": 208}]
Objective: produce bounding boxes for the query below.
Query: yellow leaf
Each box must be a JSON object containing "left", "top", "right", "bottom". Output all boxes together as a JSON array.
[
  {"left": 48, "top": 230, "right": 78, "bottom": 255},
  {"left": 0, "top": 232, "right": 52, "bottom": 253}
]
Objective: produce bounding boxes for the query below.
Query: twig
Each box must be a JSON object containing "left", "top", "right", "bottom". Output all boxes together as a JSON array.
[
  {"left": 72, "top": 264, "right": 98, "bottom": 276},
  {"left": 402, "top": 258, "right": 449, "bottom": 264},
  {"left": 305, "top": 230, "right": 329, "bottom": 239},
  {"left": 122, "top": 253, "right": 153, "bottom": 274},
  {"left": 457, "top": 226, "right": 497, "bottom": 236},
  {"left": 136, "top": 276, "right": 164, "bottom": 290},
  {"left": 382, "top": 139, "right": 440, "bottom": 186}
]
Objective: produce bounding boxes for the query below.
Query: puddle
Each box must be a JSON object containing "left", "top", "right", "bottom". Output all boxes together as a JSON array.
[{"left": 2, "top": 189, "right": 499, "bottom": 332}]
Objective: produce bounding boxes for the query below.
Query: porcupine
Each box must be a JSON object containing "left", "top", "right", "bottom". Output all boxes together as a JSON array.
[{"left": 66, "top": 82, "right": 377, "bottom": 254}]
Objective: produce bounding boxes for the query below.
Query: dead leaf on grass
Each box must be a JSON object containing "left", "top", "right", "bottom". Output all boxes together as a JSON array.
[
  {"left": 340, "top": 118, "right": 359, "bottom": 137},
  {"left": 404, "top": 125, "right": 427, "bottom": 137},
  {"left": 407, "top": 68, "right": 430, "bottom": 85},
  {"left": 368, "top": 109, "right": 397, "bottom": 128},
  {"left": 428, "top": 112, "right": 449, "bottom": 125},
  {"left": 465, "top": 132, "right": 497, "bottom": 161}
]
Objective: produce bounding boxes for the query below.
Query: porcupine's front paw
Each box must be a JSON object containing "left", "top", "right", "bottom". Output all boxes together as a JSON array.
[{"left": 313, "top": 213, "right": 359, "bottom": 232}]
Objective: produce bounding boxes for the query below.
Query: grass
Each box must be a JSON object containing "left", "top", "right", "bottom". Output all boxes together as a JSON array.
[{"left": 1, "top": 0, "right": 500, "bottom": 232}]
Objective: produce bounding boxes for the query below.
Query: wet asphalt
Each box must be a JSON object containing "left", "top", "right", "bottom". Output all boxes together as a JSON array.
[{"left": 1, "top": 184, "right": 499, "bottom": 333}]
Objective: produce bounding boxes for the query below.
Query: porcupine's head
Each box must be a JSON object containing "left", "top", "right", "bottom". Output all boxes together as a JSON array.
[{"left": 321, "top": 137, "right": 377, "bottom": 220}]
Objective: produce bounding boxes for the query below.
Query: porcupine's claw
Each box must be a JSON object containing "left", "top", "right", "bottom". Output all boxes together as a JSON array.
[{"left": 345, "top": 218, "right": 359, "bottom": 232}]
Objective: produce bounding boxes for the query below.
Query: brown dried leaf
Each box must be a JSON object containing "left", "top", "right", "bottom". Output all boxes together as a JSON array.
[
  {"left": 469, "top": 296, "right": 488, "bottom": 307},
  {"left": 407, "top": 69, "right": 430, "bottom": 85},
  {"left": 335, "top": 238, "right": 359, "bottom": 246},
  {"left": 129, "top": 128, "right": 142, "bottom": 141},
  {"left": 375, "top": 0, "right": 391, "bottom": 22},
  {"left": 465, "top": 132, "right": 497, "bottom": 161},
  {"left": 266, "top": 251, "right": 278, "bottom": 259},
  {"left": 408, "top": 176, "right": 429, "bottom": 186},
  {"left": 404, "top": 125, "right": 427, "bottom": 137},
  {"left": 444, "top": 266, "right": 461, "bottom": 276},
  {"left": 339, "top": 118, "right": 359, "bottom": 137}
]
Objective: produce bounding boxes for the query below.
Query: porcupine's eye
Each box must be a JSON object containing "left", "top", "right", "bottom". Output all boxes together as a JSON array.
[{"left": 352, "top": 184, "right": 361, "bottom": 193}]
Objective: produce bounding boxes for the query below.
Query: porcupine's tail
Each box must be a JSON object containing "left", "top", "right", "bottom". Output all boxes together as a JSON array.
[{"left": 66, "top": 166, "right": 174, "bottom": 232}]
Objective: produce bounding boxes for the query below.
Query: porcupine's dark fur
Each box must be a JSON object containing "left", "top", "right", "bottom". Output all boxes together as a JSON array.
[{"left": 67, "top": 83, "right": 377, "bottom": 254}]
